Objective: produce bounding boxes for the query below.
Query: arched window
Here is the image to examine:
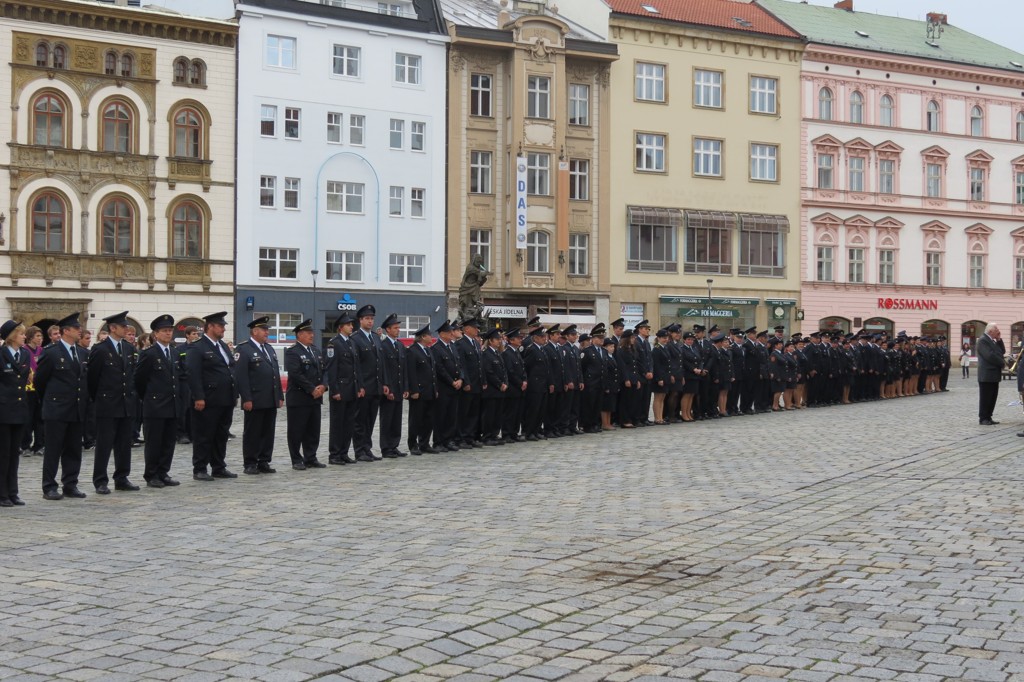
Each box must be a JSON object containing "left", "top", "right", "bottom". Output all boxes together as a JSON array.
[
  {"left": 970, "top": 106, "right": 984, "bottom": 137},
  {"left": 120, "top": 53, "right": 134, "bottom": 78},
  {"left": 849, "top": 91, "right": 864, "bottom": 124},
  {"left": 35, "top": 43, "right": 49, "bottom": 67},
  {"left": 32, "top": 93, "right": 66, "bottom": 147},
  {"left": 926, "top": 100, "right": 940, "bottom": 132},
  {"left": 52, "top": 45, "right": 67, "bottom": 70},
  {"left": 173, "top": 58, "right": 188, "bottom": 84},
  {"left": 102, "top": 100, "right": 133, "bottom": 153},
  {"left": 104, "top": 51, "right": 117, "bottom": 75},
  {"left": 189, "top": 60, "right": 206, "bottom": 85},
  {"left": 173, "top": 107, "right": 202, "bottom": 158},
  {"left": 31, "top": 192, "right": 66, "bottom": 252},
  {"left": 100, "top": 197, "right": 133, "bottom": 256},
  {"left": 171, "top": 201, "right": 203, "bottom": 258},
  {"left": 880, "top": 95, "right": 895, "bottom": 127},
  {"left": 526, "top": 230, "right": 549, "bottom": 273},
  {"left": 1017, "top": 112, "right": 1024, "bottom": 142},
  {"left": 818, "top": 87, "right": 833, "bottom": 121}
]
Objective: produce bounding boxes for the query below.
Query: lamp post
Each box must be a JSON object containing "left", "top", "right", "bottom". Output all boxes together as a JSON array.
[
  {"left": 706, "top": 278, "right": 714, "bottom": 332},
  {"left": 311, "top": 268, "right": 319, "bottom": 334}
]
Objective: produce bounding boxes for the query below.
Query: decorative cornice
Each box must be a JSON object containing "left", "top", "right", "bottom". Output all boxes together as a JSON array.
[{"left": 805, "top": 46, "right": 1024, "bottom": 90}]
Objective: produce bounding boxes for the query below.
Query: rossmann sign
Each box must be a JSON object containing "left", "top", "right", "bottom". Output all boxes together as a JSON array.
[{"left": 877, "top": 298, "right": 938, "bottom": 311}]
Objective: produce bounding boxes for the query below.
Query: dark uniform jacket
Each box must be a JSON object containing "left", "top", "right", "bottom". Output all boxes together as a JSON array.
[
  {"left": 455, "top": 336, "right": 483, "bottom": 393},
  {"left": 431, "top": 340, "right": 462, "bottom": 392},
  {"left": 34, "top": 341, "right": 89, "bottom": 422},
  {"left": 666, "top": 341, "right": 685, "bottom": 387},
  {"left": 234, "top": 339, "right": 283, "bottom": 409},
  {"left": 502, "top": 346, "right": 528, "bottom": 395},
  {"left": 86, "top": 337, "right": 138, "bottom": 418},
  {"left": 581, "top": 345, "right": 604, "bottom": 391},
  {"left": 635, "top": 337, "right": 653, "bottom": 379},
  {"left": 407, "top": 343, "right": 437, "bottom": 399},
  {"left": 135, "top": 343, "right": 179, "bottom": 419},
  {"left": 679, "top": 342, "right": 704, "bottom": 378},
  {"left": 561, "top": 342, "right": 581, "bottom": 388},
  {"left": 652, "top": 344, "right": 672, "bottom": 388},
  {"left": 0, "top": 345, "right": 30, "bottom": 424},
  {"left": 351, "top": 329, "right": 384, "bottom": 397},
  {"left": 616, "top": 345, "right": 641, "bottom": 385},
  {"left": 482, "top": 347, "right": 508, "bottom": 398},
  {"left": 185, "top": 335, "right": 237, "bottom": 406},
  {"left": 543, "top": 342, "right": 565, "bottom": 392},
  {"left": 380, "top": 336, "right": 406, "bottom": 398},
  {"left": 284, "top": 342, "right": 325, "bottom": 407},
  {"left": 522, "top": 343, "right": 551, "bottom": 394},
  {"left": 327, "top": 334, "right": 362, "bottom": 401}
]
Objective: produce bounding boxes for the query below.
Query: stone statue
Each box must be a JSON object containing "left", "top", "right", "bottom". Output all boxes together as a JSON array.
[{"left": 458, "top": 254, "right": 490, "bottom": 322}]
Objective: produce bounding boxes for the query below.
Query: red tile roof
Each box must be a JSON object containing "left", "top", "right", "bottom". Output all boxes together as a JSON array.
[{"left": 606, "top": 0, "right": 800, "bottom": 38}]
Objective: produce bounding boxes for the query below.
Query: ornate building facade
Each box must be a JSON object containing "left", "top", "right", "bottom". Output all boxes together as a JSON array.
[{"left": 0, "top": 0, "right": 237, "bottom": 336}]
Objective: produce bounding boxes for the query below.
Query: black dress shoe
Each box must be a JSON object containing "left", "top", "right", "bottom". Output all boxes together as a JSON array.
[
  {"left": 193, "top": 471, "right": 215, "bottom": 481},
  {"left": 433, "top": 444, "right": 448, "bottom": 452},
  {"left": 176, "top": 436, "right": 192, "bottom": 445},
  {"left": 0, "top": 499, "right": 13, "bottom": 508},
  {"left": 329, "top": 457, "right": 346, "bottom": 465},
  {"left": 212, "top": 469, "right": 238, "bottom": 478},
  {"left": 83, "top": 442, "right": 95, "bottom": 450},
  {"left": 525, "top": 434, "right": 539, "bottom": 441},
  {"left": 243, "top": 466, "right": 260, "bottom": 475},
  {"left": 43, "top": 490, "right": 64, "bottom": 501},
  {"left": 383, "top": 452, "right": 400, "bottom": 459},
  {"left": 147, "top": 478, "right": 166, "bottom": 488},
  {"left": 227, "top": 432, "right": 237, "bottom": 440},
  {"left": 980, "top": 419, "right": 998, "bottom": 425},
  {"left": 356, "top": 454, "right": 376, "bottom": 462},
  {"left": 11, "top": 496, "right": 25, "bottom": 506},
  {"left": 95, "top": 484, "right": 111, "bottom": 495},
  {"left": 160, "top": 477, "right": 180, "bottom": 486},
  {"left": 446, "top": 442, "right": 461, "bottom": 451},
  {"left": 257, "top": 464, "right": 276, "bottom": 474},
  {"left": 292, "top": 462, "right": 307, "bottom": 470},
  {"left": 410, "top": 449, "right": 422, "bottom": 456},
  {"left": 115, "top": 480, "right": 140, "bottom": 491},
  {"left": 483, "top": 439, "right": 501, "bottom": 446},
  {"left": 394, "top": 450, "right": 408, "bottom": 457},
  {"left": 63, "top": 487, "right": 87, "bottom": 499},
  {"left": 306, "top": 461, "right": 327, "bottom": 469},
  {"left": 422, "top": 446, "right": 439, "bottom": 454}
]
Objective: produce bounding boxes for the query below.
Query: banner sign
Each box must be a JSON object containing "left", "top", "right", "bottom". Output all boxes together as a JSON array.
[
  {"left": 680, "top": 308, "right": 739, "bottom": 318},
  {"left": 515, "top": 159, "right": 528, "bottom": 249}
]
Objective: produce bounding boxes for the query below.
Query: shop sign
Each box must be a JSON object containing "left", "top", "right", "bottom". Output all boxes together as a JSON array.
[
  {"left": 878, "top": 297, "right": 937, "bottom": 311},
  {"left": 679, "top": 307, "right": 739, "bottom": 318},
  {"left": 620, "top": 303, "right": 644, "bottom": 328},
  {"left": 484, "top": 306, "right": 528, "bottom": 318},
  {"left": 765, "top": 299, "right": 797, "bottom": 307},
  {"left": 661, "top": 296, "right": 759, "bottom": 306},
  {"left": 336, "top": 293, "right": 357, "bottom": 311}
]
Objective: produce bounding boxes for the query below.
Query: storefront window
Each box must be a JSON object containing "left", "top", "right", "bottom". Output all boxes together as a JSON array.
[
  {"left": 659, "top": 296, "right": 756, "bottom": 334},
  {"left": 961, "top": 320, "right": 986, "bottom": 353},
  {"left": 921, "top": 319, "right": 949, "bottom": 341},
  {"left": 1010, "top": 322, "right": 1024, "bottom": 355},
  {"left": 863, "top": 317, "right": 893, "bottom": 336},
  {"left": 818, "top": 317, "right": 850, "bottom": 334}
]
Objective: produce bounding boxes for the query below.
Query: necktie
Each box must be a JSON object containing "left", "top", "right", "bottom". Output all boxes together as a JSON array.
[
  {"left": 165, "top": 346, "right": 171, "bottom": 362},
  {"left": 68, "top": 345, "right": 78, "bottom": 366}
]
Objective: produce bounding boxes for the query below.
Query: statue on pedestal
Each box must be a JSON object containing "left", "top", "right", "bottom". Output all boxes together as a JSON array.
[{"left": 458, "top": 254, "right": 490, "bottom": 322}]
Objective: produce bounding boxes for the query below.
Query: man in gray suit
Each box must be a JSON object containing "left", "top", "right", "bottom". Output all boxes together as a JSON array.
[{"left": 976, "top": 323, "right": 1005, "bottom": 426}]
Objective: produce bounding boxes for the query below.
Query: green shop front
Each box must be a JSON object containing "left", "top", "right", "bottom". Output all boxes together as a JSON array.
[{"left": 659, "top": 296, "right": 798, "bottom": 335}]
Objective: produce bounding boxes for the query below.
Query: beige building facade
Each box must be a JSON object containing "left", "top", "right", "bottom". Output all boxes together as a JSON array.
[{"left": 607, "top": 2, "right": 805, "bottom": 333}]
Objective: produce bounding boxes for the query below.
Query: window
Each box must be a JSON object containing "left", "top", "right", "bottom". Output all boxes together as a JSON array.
[
  {"left": 260, "top": 176, "right": 276, "bottom": 207},
  {"left": 470, "top": 74, "right": 492, "bottom": 116},
  {"left": 635, "top": 62, "right": 665, "bottom": 102},
  {"left": 173, "top": 108, "right": 202, "bottom": 158},
  {"left": 817, "top": 153, "right": 834, "bottom": 189},
  {"left": 849, "top": 91, "right": 864, "bottom": 124},
  {"left": 568, "top": 233, "right": 588, "bottom": 275},
  {"left": 260, "top": 105, "right": 276, "bottom": 136},
  {"left": 569, "top": 159, "right": 589, "bottom": 200},
  {"left": 332, "top": 45, "right": 360, "bottom": 77},
  {"left": 879, "top": 159, "right": 895, "bottom": 194},
  {"left": 527, "top": 153, "right": 550, "bottom": 195},
  {"left": 105, "top": 51, "right": 117, "bottom": 75},
  {"left": 816, "top": 246, "right": 834, "bottom": 282},
  {"left": 327, "top": 181, "right": 363, "bottom": 213},
  {"left": 694, "top": 69, "right": 722, "bottom": 108},
  {"left": 259, "top": 247, "right": 298, "bottom": 279},
  {"left": 100, "top": 197, "right": 133, "bottom": 256},
  {"left": 470, "top": 151, "right": 492, "bottom": 193},
  {"left": 738, "top": 214, "right": 786, "bottom": 277},
  {"left": 120, "top": 54, "right": 134, "bottom": 78},
  {"left": 31, "top": 192, "right": 65, "bottom": 252},
  {"left": 349, "top": 115, "right": 365, "bottom": 145},
  {"left": 1016, "top": 170, "right": 1024, "bottom": 205},
  {"left": 189, "top": 60, "right": 205, "bottom": 85},
  {"left": 410, "top": 188, "right": 424, "bottom": 217},
  {"left": 101, "top": 101, "right": 132, "bottom": 153},
  {"left": 848, "top": 156, "right": 865, "bottom": 192},
  {"left": 389, "top": 119, "right": 404, "bottom": 149},
  {"left": 284, "top": 177, "right": 300, "bottom": 209},
  {"left": 527, "top": 75, "right": 550, "bottom": 118},
  {"left": 693, "top": 138, "right": 722, "bottom": 177},
  {"left": 410, "top": 121, "right": 425, "bottom": 151},
  {"left": 1016, "top": 257, "right": 1024, "bottom": 290},
  {"left": 173, "top": 58, "right": 188, "bottom": 84},
  {"left": 389, "top": 253, "right": 424, "bottom": 284},
  {"left": 880, "top": 95, "right": 895, "bottom": 127},
  {"left": 970, "top": 106, "right": 983, "bottom": 137},
  {"left": 399, "top": 316, "right": 430, "bottom": 338},
  {"left": 526, "top": 231, "right": 549, "bottom": 273},
  {"left": 33, "top": 93, "right": 65, "bottom": 147},
  {"left": 327, "top": 112, "right": 342, "bottom": 143},
  {"left": 878, "top": 249, "right": 894, "bottom": 285},
  {"left": 53, "top": 45, "right": 66, "bottom": 70},
  {"left": 684, "top": 210, "right": 733, "bottom": 274},
  {"left": 750, "top": 76, "right": 777, "bottom": 114},
  {"left": 970, "top": 167, "right": 985, "bottom": 201},
  {"left": 394, "top": 53, "right": 421, "bottom": 84},
  {"left": 569, "top": 84, "right": 589, "bottom": 125},
  {"left": 926, "top": 100, "right": 940, "bottom": 132},
  {"left": 750, "top": 144, "right": 777, "bottom": 182},
  {"left": 284, "top": 107, "right": 300, "bottom": 139},
  {"left": 848, "top": 248, "right": 864, "bottom": 283},
  {"left": 266, "top": 35, "right": 296, "bottom": 69},
  {"left": 327, "top": 250, "right": 363, "bottom": 282},
  {"left": 36, "top": 43, "right": 49, "bottom": 67},
  {"left": 926, "top": 163, "right": 942, "bottom": 197},
  {"left": 925, "top": 251, "right": 942, "bottom": 286},
  {"left": 389, "top": 186, "right": 404, "bottom": 216},
  {"left": 818, "top": 87, "right": 833, "bottom": 121},
  {"left": 635, "top": 133, "right": 665, "bottom": 172},
  {"left": 172, "top": 201, "right": 202, "bottom": 258},
  {"left": 969, "top": 254, "right": 985, "bottom": 288},
  {"left": 469, "top": 229, "right": 491, "bottom": 270},
  {"left": 1017, "top": 112, "right": 1024, "bottom": 142},
  {"left": 255, "top": 313, "right": 303, "bottom": 346},
  {"left": 628, "top": 207, "right": 678, "bottom": 272},
  {"left": 378, "top": 2, "right": 401, "bottom": 15}
]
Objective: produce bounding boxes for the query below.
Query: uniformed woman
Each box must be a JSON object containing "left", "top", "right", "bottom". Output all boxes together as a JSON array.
[
  {"left": 0, "top": 321, "right": 30, "bottom": 506},
  {"left": 601, "top": 339, "right": 620, "bottom": 431},
  {"left": 651, "top": 330, "right": 671, "bottom": 424}
]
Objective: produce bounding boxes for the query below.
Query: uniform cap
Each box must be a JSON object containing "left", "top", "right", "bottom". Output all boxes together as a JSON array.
[
  {"left": 247, "top": 316, "right": 271, "bottom": 330},
  {"left": 603, "top": 337, "right": 616, "bottom": 346},
  {"left": 710, "top": 333, "right": 725, "bottom": 343},
  {"left": 381, "top": 313, "right": 400, "bottom": 328},
  {"left": 546, "top": 324, "right": 561, "bottom": 335},
  {"left": 292, "top": 318, "right": 313, "bottom": 334},
  {"left": 773, "top": 325, "right": 785, "bottom": 332},
  {"left": 621, "top": 329, "right": 634, "bottom": 338},
  {"left": 504, "top": 327, "right": 521, "bottom": 339},
  {"left": 414, "top": 323, "right": 432, "bottom": 338},
  {"left": 709, "top": 324, "right": 720, "bottom": 333},
  {"left": 756, "top": 330, "right": 768, "bottom": 339},
  {"left": 150, "top": 314, "right": 175, "bottom": 331},
  {"left": 335, "top": 312, "right": 356, "bottom": 328},
  {"left": 482, "top": 328, "right": 501, "bottom": 341},
  {"left": 0, "top": 320, "right": 19, "bottom": 341},
  {"left": 611, "top": 318, "right": 625, "bottom": 328},
  {"left": 356, "top": 304, "right": 376, "bottom": 318},
  {"left": 655, "top": 329, "right": 668, "bottom": 338},
  {"left": 435, "top": 319, "right": 453, "bottom": 333},
  {"left": 562, "top": 325, "right": 578, "bottom": 336},
  {"left": 462, "top": 317, "right": 480, "bottom": 328},
  {"left": 590, "top": 323, "right": 606, "bottom": 336},
  {"left": 530, "top": 327, "right": 547, "bottom": 337},
  {"left": 103, "top": 310, "right": 130, "bottom": 327},
  {"left": 635, "top": 319, "right": 650, "bottom": 329},
  {"left": 579, "top": 334, "right": 590, "bottom": 343},
  {"left": 202, "top": 311, "right": 229, "bottom": 326},
  {"left": 744, "top": 326, "right": 757, "bottom": 334},
  {"left": 693, "top": 324, "right": 706, "bottom": 332},
  {"left": 730, "top": 328, "right": 743, "bottom": 336},
  {"left": 682, "top": 331, "right": 695, "bottom": 339},
  {"left": 526, "top": 316, "right": 541, "bottom": 328},
  {"left": 667, "top": 323, "right": 681, "bottom": 333}
]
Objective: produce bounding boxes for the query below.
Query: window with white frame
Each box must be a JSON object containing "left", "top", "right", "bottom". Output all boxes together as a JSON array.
[
  {"left": 970, "top": 106, "right": 984, "bottom": 137},
  {"left": 879, "top": 159, "right": 895, "bottom": 194},
  {"left": 1017, "top": 112, "right": 1024, "bottom": 142},
  {"left": 569, "top": 84, "right": 589, "bottom": 125},
  {"left": 399, "top": 315, "right": 430, "bottom": 338},
  {"left": 394, "top": 53, "right": 421, "bottom": 84},
  {"left": 925, "top": 251, "right": 942, "bottom": 286},
  {"left": 410, "top": 121, "right": 425, "bottom": 151},
  {"left": 693, "top": 138, "right": 722, "bottom": 177},
  {"left": 628, "top": 214, "right": 677, "bottom": 273},
  {"left": 926, "top": 100, "right": 941, "bottom": 132},
  {"left": 750, "top": 76, "right": 777, "bottom": 114},
  {"left": 816, "top": 246, "right": 834, "bottom": 282},
  {"left": 970, "top": 167, "right": 986, "bottom": 201},
  {"left": 527, "top": 152, "right": 550, "bottom": 195},
  {"left": 389, "top": 119, "right": 404, "bottom": 149},
  {"left": 470, "top": 151, "right": 492, "bottom": 194},
  {"left": 969, "top": 253, "right": 985, "bottom": 288},
  {"left": 378, "top": 3, "right": 401, "bottom": 15},
  {"left": 255, "top": 312, "right": 303, "bottom": 345},
  {"left": 410, "top": 188, "right": 424, "bottom": 217},
  {"left": 818, "top": 87, "right": 833, "bottom": 121},
  {"left": 284, "top": 177, "right": 300, "bottom": 209},
  {"left": 568, "top": 232, "right": 588, "bottom": 275},
  {"left": 817, "top": 153, "right": 834, "bottom": 189},
  {"left": 878, "top": 249, "right": 895, "bottom": 285},
  {"left": 849, "top": 91, "right": 864, "bottom": 124},
  {"left": 260, "top": 175, "right": 276, "bottom": 207},
  {"left": 469, "top": 228, "right": 491, "bottom": 270},
  {"left": 569, "top": 159, "right": 589, "bottom": 200},
  {"left": 750, "top": 144, "right": 777, "bottom": 182},
  {"left": 389, "top": 253, "right": 424, "bottom": 284},
  {"left": 326, "top": 181, "right": 363, "bottom": 213},
  {"left": 332, "top": 44, "right": 360, "bottom": 77},
  {"left": 1016, "top": 256, "right": 1024, "bottom": 290},
  {"left": 527, "top": 75, "right": 550, "bottom": 118},
  {"left": 284, "top": 107, "right": 300, "bottom": 139},
  {"left": 848, "top": 248, "right": 865, "bottom": 283},
  {"left": 326, "top": 250, "right": 363, "bottom": 282},
  {"left": 635, "top": 62, "right": 665, "bottom": 102},
  {"left": 684, "top": 210, "right": 733, "bottom": 274},
  {"left": 1016, "top": 170, "right": 1024, "bottom": 205},
  {"left": 349, "top": 115, "right": 365, "bottom": 145},
  {"left": 848, "top": 156, "right": 865, "bottom": 192},
  {"left": 327, "top": 112, "right": 342, "bottom": 143},
  {"left": 265, "top": 35, "right": 296, "bottom": 69},
  {"left": 738, "top": 214, "right": 786, "bottom": 277},
  {"left": 259, "top": 247, "right": 297, "bottom": 278},
  {"left": 260, "top": 105, "right": 276, "bottom": 136},
  {"left": 526, "top": 231, "right": 549, "bottom": 273},
  {"left": 389, "top": 186, "right": 404, "bottom": 216},
  {"left": 926, "top": 163, "right": 942, "bottom": 197},
  {"left": 694, "top": 69, "right": 722, "bottom": 108},
  {"left": 470, "top": 74, "right": 492, "bottom": 117},
  {"left": 880, "top": 95, "right": 895, "bottom": 127},
  {"left": 635, "top": 133, "right": 665, "bottom": 172}
]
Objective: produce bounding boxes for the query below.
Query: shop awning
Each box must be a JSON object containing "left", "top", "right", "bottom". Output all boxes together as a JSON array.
[
  {"left": 739, "top": 213, "right": 790, "bottom": 233},
  {"left": 627, "top": 206, "right": 682, "bottom": 227}
]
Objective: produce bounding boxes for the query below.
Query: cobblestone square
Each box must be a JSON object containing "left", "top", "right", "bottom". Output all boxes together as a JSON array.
[{"left": 3, "top": 381, "right": 1024, "bottom": 681}]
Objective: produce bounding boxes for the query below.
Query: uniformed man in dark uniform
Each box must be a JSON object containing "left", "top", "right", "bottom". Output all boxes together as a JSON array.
[
  {"left": 501, "top": 328, "right": 528, "bottom": 443},
  {"left": 561, "top": 325, "right": 583, "bottom": 434},
  {"left": 728, "top": 329, "right": 745, "bottom": 416},
  {"left": 87, "top": 310, "right": 139, "bottom": 494},
  {"left": 406, "top": 323, "right": 437, "bottom": 456},
  {"left": 185, "top": 311, "right": 238, "bottom": 481},
  {"left": 521, "top": 316, "right": 542, "bottom": 349},
  {"left": 609, "top": 319, "right": 625, "bottom": 346},
  {"left": 543, "top": 325, "right": 565, "bottom": 437},
  {"left": 0, "top": 320, "right": 30, "bottom": 506},
  {"left": 233, "top": 317, "right": 283, "bottom": 475},
  {"left": 378, "top": 313, "right": 408, "bottom": 459},
  {"left": 284, "top": 319, "right": 327, "bottom": 470},
  {"left": 35, "top": 312, "right": 90, "bottom": 500},
  {"left": 580, "top": 323, "right": 606, "bottom": 433},
  {"left": 480, "top": 328, "right": 508, "bottom": 446},
  {"left": 351, "top": 304, "right": 383, "bottom": 462},
  {"left": 327, "top": 312, "right": 362, "bottom": 464},
  {"left": 134, "top": 314, "right": 181, "bottom": 488},
  {"left": 455, "top": 318, "right": 484, "bottom": 448},
  {"left": 522, "top": 327, "right": 551, "bottom": 440},
  {"left": 634, "top": 321, "right": 654, "bottom": 426},
  {"left": 431, "top": 319, "right": 463, "bottom": 451},
  {"left": 176, "top": 326, "right": 200, "bottom": 445}
]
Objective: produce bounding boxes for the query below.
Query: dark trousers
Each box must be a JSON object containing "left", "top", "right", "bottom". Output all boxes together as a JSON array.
[
  {"left": 328, "top": 398, "right": 357, "bottom": 458},
  {"left": 143, "top": 417, "right": 177, "bottom": 481},
  {"left": 523, "top": 392, "right": 547, "bottom": 437},
  {"left": 353, "top": 395, "right": 380, "bottom": 456},
  {"left": 287, "top": 404, "right": 322, "bottom": 463},
  {"left": 42, "top": 420, "right": 83, "bottom": 492},
  {"left": 242, "top": 407, "right": 276, "bottom": 468},
  {"left": 92, "top": 415, "right": 134, "bottom": 487},
  {"left": 407, "top": 398, "right": 433, "bottom": 450},
  {"left": 978, "top": 381, "right": 999, "bottom": 421},
  {"left": 481, "top": 397, "right": 503, "bottom": 440},
  {"left": 580, "top": 388, "right": 601, "bottom": 429},
  {"left": 502, "top": 394, "right": 524, "bottom": 438},
  {"left": 618, "top": 386, "right": 641, "bottom": 424},
  {"left": 176, "top": 382, "right": 192, "bottom": 439},
  {"left": 433, "top": 388, "right": 459, "bottom": 446},
  {"left": 569, "top": 388, "right": 582, "bottom": 430},
  {"left": 545, "top": 391, "right": 563, "bottom": 434},
  {"left": 557, "top": 388, "right": 574, "bottom": 431},
  {"left": 191, "top": 404, "right": 232, "bottom": 473},
  {"left": 740, "top": 377, "right": 757, "bottom": 412},
  {"left": 20, "top": 392, "right": 43, "bottom": 451},
  {"left": 0, "top": 423, "right": 23, "bottom": 500},
  {"left": 727, "top": 380, "right": 741, "bottom": 414},
  {"left": 640, "top": 381, "right": 652, "bottom": 423},
  {"left": 82, "top": 399, "right": 96, "bottom": 445},
  {"left": 378, "top": 396, "right": 403, "bottom": 454},
  {"left": 664, "top": 390, "right": 681, "bottom": 422},
  {"left": 940, "top": 366, "right": 950, "bottom": 390},
  {"left": 457, "top": 391, "right": 481, "bottom": 443}
]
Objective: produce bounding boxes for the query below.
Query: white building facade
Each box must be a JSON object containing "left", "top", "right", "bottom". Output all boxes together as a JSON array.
[{"left": 235, "top": 0, "right": 448, "bottom": 345}]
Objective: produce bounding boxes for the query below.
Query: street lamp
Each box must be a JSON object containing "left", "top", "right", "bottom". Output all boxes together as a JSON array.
[
  {"left": 311, "top": 268, "right": 319, "bottom": 333},
  {"left": 706, "top": 278, "right": 714, "bottom": 332}
]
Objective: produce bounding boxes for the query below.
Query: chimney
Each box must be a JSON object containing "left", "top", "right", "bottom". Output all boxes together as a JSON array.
[
  {"left": 926, "top": 12, "right": 948, "bottom": 25},
  {"left": 834, "top": 0, "right": 853, "bottom": 10}
]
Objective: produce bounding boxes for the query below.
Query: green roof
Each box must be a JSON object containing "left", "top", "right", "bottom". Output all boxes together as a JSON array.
[{"left": 757, "top": 0, "right": 1024, "bottom": 74}]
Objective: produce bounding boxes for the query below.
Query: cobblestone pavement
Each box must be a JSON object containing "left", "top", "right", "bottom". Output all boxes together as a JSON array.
[{"left": 3, "top": 380, "right": 1024, "bottom": 681}]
